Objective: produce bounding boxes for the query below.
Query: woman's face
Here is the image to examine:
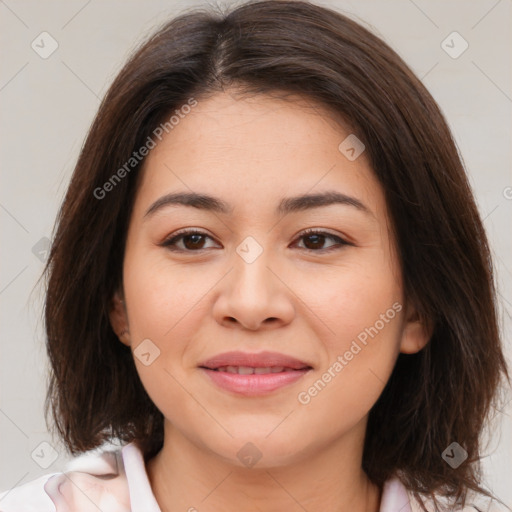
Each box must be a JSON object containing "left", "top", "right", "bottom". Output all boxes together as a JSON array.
[{"left": 111, "top": 90, "right": 427, "bottom": 467}]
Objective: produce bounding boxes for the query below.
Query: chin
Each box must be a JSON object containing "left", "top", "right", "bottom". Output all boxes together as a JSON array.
[{"left": 202, "top": 429, "right": 311, "bottom": 470}]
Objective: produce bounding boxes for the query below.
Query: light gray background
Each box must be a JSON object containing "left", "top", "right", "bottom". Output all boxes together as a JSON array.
[{"left": 1, "top": 0, "right": 511, "bottom": 506}]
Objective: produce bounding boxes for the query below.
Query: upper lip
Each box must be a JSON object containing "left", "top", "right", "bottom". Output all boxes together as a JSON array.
[{"left": 199, "top": 351, "right": 312, "bottom": 370}]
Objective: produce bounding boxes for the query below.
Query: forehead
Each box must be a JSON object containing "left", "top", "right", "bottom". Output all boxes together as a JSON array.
[
  {"left": 148, "top": 90, "right": 357, "bottom": 162},
  {"left": 134, "top": 90, "right": 383, "bottom": 220}
]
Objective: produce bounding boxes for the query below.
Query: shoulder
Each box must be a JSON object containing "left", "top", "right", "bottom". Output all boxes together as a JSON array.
[
  {"left": 0, "top": 442, "right": 131, "bottom": 512},
  {"left": 404, "top": 483, "right": 509, "bottom": 512},
  {"left": 380, "top": 475, "right": 509, "bottom": 512}
]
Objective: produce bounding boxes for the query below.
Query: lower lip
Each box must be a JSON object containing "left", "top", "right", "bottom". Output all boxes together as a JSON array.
[{"left": 200, "top": 368, "right": 311, "bottom": 396}]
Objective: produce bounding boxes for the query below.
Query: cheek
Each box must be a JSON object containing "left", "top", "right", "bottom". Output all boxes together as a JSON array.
[
  {"left": 293, "top": 255, "right": 403, "bottom": 410},
  {"left": 122, "top": 250, "right": 214, "bottom": 416},
  {"left": 294, "top": 309, "right": 403, "bottom": 446},
  {"left": 299, "top": 253, "right": 402, "bottom": 348},
  {"left": 123, "top": 249, "right": 210, "bottom": 340}
]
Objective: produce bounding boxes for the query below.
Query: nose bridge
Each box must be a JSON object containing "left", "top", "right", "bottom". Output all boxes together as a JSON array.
[
  {"left": 213, "top": 234, "right": 295, "bottom": 330},
  {"left": 232, "top": 235, "right": 275, "bottom": 303}
]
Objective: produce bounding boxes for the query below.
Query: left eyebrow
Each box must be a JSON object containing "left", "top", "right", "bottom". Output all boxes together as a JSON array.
[
  {"left": 143, "top": 190, "right": 372, "bottom": 219},
  {"left": 277, "top": 191, "right": 372, "bottom": 216}
]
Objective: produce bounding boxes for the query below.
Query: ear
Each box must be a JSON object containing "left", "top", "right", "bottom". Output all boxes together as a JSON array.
[
  {"left": 109, "top": 291, "right": 131, "bottom": 347},
  {"left": 399, "top": 302, "right": 432, "bottom": 354}
]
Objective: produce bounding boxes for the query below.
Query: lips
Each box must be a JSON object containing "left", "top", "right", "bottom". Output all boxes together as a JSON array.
[
  {"left": 215, "top": 366, "right": 296, "bottom": 374},
  {"left": 198, "top": 350, "right": 312, "bottom": 371},
  {"left": 198, "top": 351, "right": 313, "bottom": 396}
]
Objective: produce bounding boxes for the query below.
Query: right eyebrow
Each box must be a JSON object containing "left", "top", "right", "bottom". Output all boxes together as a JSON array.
[{"left": 144, "top": 192, "right": 233, "bottom": 218}]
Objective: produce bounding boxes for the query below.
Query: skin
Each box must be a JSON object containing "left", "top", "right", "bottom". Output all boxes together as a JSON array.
[{"left": 109, "top": 90, "right": 430, "bottom": 512}]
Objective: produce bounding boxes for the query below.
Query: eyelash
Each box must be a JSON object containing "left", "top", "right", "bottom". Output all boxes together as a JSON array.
[{"left": 160, "top": 228, "right": 351, "bottom": 253}]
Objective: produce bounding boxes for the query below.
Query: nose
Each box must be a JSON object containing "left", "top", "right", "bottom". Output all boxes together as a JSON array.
[{"left": 212, "top": 249, "right": 295, "bottom": 331}]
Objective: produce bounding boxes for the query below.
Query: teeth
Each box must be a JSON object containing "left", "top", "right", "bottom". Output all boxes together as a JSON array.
[
  {"left": 254, "top": 367, "right": 271, "bottom": 374},
  {"left": 215, "top": 366, "right": 292, "bottom": 374}
]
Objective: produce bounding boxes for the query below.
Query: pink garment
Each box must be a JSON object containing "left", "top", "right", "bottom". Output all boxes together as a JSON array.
[{"left": 0, "top": 442, "right": 499, "bottom": 511}]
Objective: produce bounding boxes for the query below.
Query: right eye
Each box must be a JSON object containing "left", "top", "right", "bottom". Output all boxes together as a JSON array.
[{"left": 160, "top": 229, "right": 220, "bottom": 252}]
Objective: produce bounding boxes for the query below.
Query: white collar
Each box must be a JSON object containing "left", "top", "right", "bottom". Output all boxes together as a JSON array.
[
  {"left": 121, "top": 442, "right": 161, "bottom": 512},
  {"left": 1, "top": 439, "right": 493, "bottom": 511}
]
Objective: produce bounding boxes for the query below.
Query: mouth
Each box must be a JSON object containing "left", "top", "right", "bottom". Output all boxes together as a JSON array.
[
  {"left": 206, "top": 365, "right": 307, "bottom": 374},
  {"left": 198, "top": 351, "right": 313, "bottom": 396}
]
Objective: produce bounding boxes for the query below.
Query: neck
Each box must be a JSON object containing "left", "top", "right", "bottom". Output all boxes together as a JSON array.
[{"left": 146, "top": 420, "right": 381, "bottom": 512}]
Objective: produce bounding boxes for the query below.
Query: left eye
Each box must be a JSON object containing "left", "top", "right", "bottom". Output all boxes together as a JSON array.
[
  {"left": 294, "top": 229, "right": 349, "bottom": 251},
  {"left": 161, "top": 229, "right": 349, "bottom": 252}
]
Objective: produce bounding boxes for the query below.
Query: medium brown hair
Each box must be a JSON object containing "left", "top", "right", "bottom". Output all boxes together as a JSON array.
[{"left": 42, "top": 1, "right": 509, "bottom": 510}]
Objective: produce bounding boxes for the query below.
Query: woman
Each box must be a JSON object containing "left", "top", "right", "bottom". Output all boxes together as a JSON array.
[{"left": 0, "top": 0, "right": 509, "bottom": 511}]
